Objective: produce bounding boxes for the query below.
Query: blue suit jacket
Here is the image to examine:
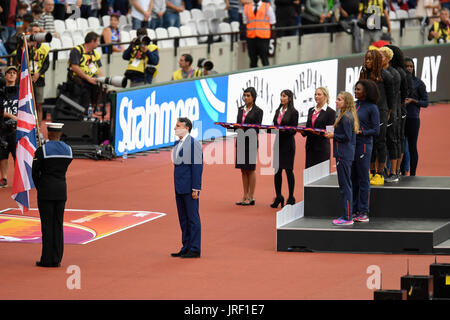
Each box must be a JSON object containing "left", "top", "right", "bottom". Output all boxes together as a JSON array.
[{"left": 173, "top": 135, "right": 203, "bottom": 194}]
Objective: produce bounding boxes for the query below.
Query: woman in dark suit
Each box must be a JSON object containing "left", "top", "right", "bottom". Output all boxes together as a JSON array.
[
  {"left": 302, "top": 87, "right": 336, "bottom": 168},
  {"left": 235, "top": 87, "right": 264, "bottom": 206},
  {"left": 271, "top": 90, "right": 299, "bottom": 208}
]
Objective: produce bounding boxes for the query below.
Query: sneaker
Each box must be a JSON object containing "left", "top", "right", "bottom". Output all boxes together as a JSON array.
[
  {"left": 385, "top": 174, "right": 399, "bottom": 183},
  {"left": 370, "top": 174, "right": 384, "bottom": 186},
  {"left": 332, "top": 217, "right": 354, "bottom": 225},
  {"left": 354, "top": 213, "right": 370, "bottom": 222},
  {"left": 0, "top": 179, "right": 7, "bottom": 188}
]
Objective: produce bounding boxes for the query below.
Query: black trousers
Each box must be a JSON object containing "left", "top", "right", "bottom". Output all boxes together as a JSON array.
[
  {"left": 371, "top": 109, "right": 388, "bottom": 166},
  {"left": 246, "top": 38, "right": 270, "bottom": 68},
  {"left": 405, "top": 117, "right": 420, "bottom": 176},
  {"left": 38, "top": 199, "right": 66, "bottom": 265}
]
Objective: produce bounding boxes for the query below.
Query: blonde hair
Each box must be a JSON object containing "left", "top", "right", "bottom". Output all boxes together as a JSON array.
[
  {"left": 379, "top": 46, "right": 393, "bottom": 61},
  {"left": 335, "top": 91, "right": 360, "bottom": 134},
  {"left": 316, "top": 87, "right": 330, "bottom": 105}
]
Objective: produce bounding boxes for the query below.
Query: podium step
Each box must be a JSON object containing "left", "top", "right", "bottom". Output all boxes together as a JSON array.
[
  {"left": 304, "top": 175, "right": 450, "bottom": 219},
  {"left": 277, "top": 217, "right": 450, "bottom": 254}
]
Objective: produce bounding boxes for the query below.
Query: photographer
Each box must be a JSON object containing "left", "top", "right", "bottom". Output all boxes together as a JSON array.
[
  {"left": 0, "top": 66, "right": 19, "bottom": 188},
  {"left": 428, "top": 8, "right": 450, "bottom": 43},
  {"left": 123, "top": 27, "right": 159, "bottom": 87},
  {"left": 67, "top": 32, "right": 103, "bottom": 109},
  {"left": 194, "top": 58, "right": 217, "bottom": 77}
]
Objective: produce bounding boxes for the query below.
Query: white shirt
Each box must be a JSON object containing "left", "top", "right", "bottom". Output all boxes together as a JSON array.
[
  {"left": 314, "top": 104, "right": 328, "bottom": 113},
  {"left": 175, "top": 133, "right": 189, "bottom": 156},
  {"left": 131, "top": 0, "right": 152, "bottom": 20},
  {"left": 242, "top": 1, "right": 276, "bottom": 25}
]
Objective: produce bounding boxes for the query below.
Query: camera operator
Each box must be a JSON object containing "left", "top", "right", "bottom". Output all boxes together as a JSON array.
[
  {"left": 67, "top": 32, "right": 104, "bottom": 109},
  {"left": 123, "top": 27, "right": 159, "bottom": 87},
  {"left": 26, "top": 23, "right": 50, "bottom": 124},
  {"left": 194, "top": 58, "right": 217, "bottom": 77},
  {"left": 0, "top": 66, "right": 19, "bottom": 188},
  {"left": 428, "top": 8, "right": 450, "bottom": 43}
]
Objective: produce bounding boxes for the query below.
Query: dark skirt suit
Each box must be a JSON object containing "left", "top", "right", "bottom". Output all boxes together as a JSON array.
[
  {"left": 272, "top": 106, "right": 300, "bottom": 170},
  {"left": 303, "top": 106, "right": 336, "bottom": 168},
  {"left": 235, "top": 105, "right": 264, "bottom": 171}
]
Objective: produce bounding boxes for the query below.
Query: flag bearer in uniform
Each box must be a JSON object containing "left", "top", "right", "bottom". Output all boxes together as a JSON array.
[{"left": 32, "top": 123, "right": 73, "bottom": 267}]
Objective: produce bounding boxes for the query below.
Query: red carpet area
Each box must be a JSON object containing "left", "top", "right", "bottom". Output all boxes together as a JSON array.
[{"left": 1, "top": 103, "right": 450, "bottom": 300}]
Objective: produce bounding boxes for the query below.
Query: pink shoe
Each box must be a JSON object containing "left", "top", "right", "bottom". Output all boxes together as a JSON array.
[{"left": 332, "top": 217, "right": 354, "bottom": 226}]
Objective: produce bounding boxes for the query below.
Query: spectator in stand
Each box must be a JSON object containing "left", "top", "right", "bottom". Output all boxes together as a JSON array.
[
  {"left": 301, "top": 0, "right": 334, "bottom": 33},
  {"left": 113, "top": 0, "right": 131, "bottom": 15},
  {"left": 80, "top": 0, "right": 93, "bottom": 18},
  {"left": 441, "top": 0, "right": 450, "bottom": 10},
  {"left": 16, "top": 2, "right": 29, "bottom": 29},
  {"left": 31, "top": 4, "right": 44, "bottom": 25},
  {"left": 340, "top": 0, "right": 361, "bottom": 20},
  {"left": 53, "top": 0, "right": 66, "bottom": 20},
  {"left": 184, "top": 0, "right": 200, "bottom": 10},
  {"left": 225, "top": 0, "right": 241, "bottom": 22},
  {"left": 0, "top": 0, "right": 18, "bottom": 43},
  {"left": 0, "top": 39, "right": 9, "bottom": 65},
  {"left": 416, "top": 0, "right": 441, "bottom": 22},
  {"left": 91, "top": 0, "right": 100, "bottom": 17},
  {"left": 390, "top": 0, "right": 410, "bottom": 11},
  {"left": 275, "top": 0, "right": 299, "bottom": 37},
  {"left": 150, "top": 0, "right": 166, "bottom": 29},
  {"left": 428, "top": 7, "right": 449, "bottom": 42},
  {"left": 101, "top": 11, "right": 123, "bottom": 53},
  {"left": 163, "top": 0, "right": 184, "bottom": 28},
  {"left": 358, "top": 0, "right": 392, "bottom": 51},
  {"left": 38, "top": 0, "right": 58, "bottom": 37},
  {"left": 131, "top": 0, "right": 153, "bottom": 29}
]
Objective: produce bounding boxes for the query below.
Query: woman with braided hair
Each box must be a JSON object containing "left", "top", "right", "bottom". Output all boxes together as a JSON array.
[{"left": 359, "top": 49, "right": 395, "bottom": 186}]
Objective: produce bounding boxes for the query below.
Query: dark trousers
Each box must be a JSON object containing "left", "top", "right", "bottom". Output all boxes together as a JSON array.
[
  {"left": 175, "top": 192, "right": 201, "bottom": 253},
  {"left": 399, "top": 106, "right": 407, "bottom": 154},
  {"left": 371, "top": 109, "right": 388, "bottom": 166},
  {"left": 405, "top": 117, "right": 420, "bottom": 176},
  {"left": 38, "top": 199, "right": 66, "bottom": 265},
  {"left": 336, "top": 158, "right": 353, "bottom": 221},
  {"left": 386, "top": 110, "right": 399, "bottom": 160},
  {"left": 246, "top": 38, "right": 270, "bottom": 68},
  {"left": 352, "top": 141, "right": 372, "bottom": 215}
]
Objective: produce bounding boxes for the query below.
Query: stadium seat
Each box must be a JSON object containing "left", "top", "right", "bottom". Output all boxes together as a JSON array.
[
  {"left": 88, "top": 17, "right": 101, "bottom": 28},
  {"left": 119, "top": 15, "right": 128, "bottom": 28},
  {"left": 180, "top": 25, "right": 198, "bottom": 46},
  {"left": 129, "top": 29, "right": 137, "bottom": 39},
  {"left": 389, "top": 11, "right": 400, "bottom": 29},
  {"left": 65, "top": 18, "right": 78, "bottom": 31},
  {"left": 407, "top": 9, "right": 419, "bottom": 26},
  {"left": 72, "top": 31, "right": 85, "bottom": 46},
  {"left": 180, "top": 10, "right": 192, "bottom": 25},
  {"left": 102, "top": 15, "right": 110, "bottom": 27},
  {"left": 54, "top": 19, "right": 66, "bottom": 33},
  {"left": 230, "top": 21, "right": 240, "bottom": 33},
  {"left": 191, "top": 8, "right": 205, "bottom": 20},
  {"left": 76, "top": 18, "right": 89, "bottom": 31},
  {"left": 203, "top": 8, "right": 216, "bottom": 20},
  {"left": 196, "top": 19, "right": 210, "bottom": 42},
  {"left": 208, "top": 18, "right": 221, "bottom": 41},
  {"left": 48, "top": 38, "right": 61, "bottom": 61},
  {"left": 61, "top": 36, "right": 74, "bottom": 49},
  {"left": 155, "top": 27, "right": 173, "bottom": 48},
  {"left": 218, "top": 22, "right": 231, "bottom": 42},
  {"left": 146, "top": 28, "right": 157, "bottom": 41},
  {"left": 121, "top": 30, "right": 131, "bottom": 43},
  {"left": 215, "top": 8, "right": 228, "bottom": 20},
  {"left": 202, "top": 0, "right": 215, "bottom": 6}
]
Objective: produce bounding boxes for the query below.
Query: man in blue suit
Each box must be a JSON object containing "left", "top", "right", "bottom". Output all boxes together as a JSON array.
[{"left": 171, "top": 117, "right": 203, "bottom": 258}]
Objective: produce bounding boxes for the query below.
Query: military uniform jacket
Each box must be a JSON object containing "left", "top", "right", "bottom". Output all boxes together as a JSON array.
[{"left": 32, "top": 141, "right": 73, "bottom": 201}]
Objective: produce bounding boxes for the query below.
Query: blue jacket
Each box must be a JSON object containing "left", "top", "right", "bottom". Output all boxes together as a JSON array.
[
  {"left": 355, "top": 99, "right": 380, "bottom": 144},
  {"left": 406, "top": 77, "right": 428, "bottom": 119},
  {"left": 333, "top": 113, "right": 356, "bottom": 161},
  {"left": 173, "top": 135, "right": 203, "bottom": 194}
]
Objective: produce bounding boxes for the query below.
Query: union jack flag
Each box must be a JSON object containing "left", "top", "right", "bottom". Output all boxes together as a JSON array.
[{"left": 11, "top": 43, "right": 38, "bottom": 213}]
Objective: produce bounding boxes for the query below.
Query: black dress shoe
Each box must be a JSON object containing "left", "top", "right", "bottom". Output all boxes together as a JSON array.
[
  {"left": 242, "top": 199, "right": 255, "bottom": 206},
  {"left": 286, "top": 197, "right": 296, "bottom": 205},
  {"left": 181, "top": 251, "right": 201, "bottom": 258},
  {"left": 36, "top": 261, "right": 60, "bottom": 267},
  {"left": 270, "top": 196, "right": 284, "bottom": 208},
  {"left": 170, "top": 250, "right": 186, "bottom": 257}
]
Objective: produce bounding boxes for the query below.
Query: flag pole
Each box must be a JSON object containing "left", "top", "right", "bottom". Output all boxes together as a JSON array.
[{"left": 22, "top": 34, "right": 42, "bottom": 148}]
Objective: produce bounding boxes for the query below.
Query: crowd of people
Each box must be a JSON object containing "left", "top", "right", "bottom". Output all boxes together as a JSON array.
[{"left": 233, "top": 43, "right": 428, "bottom": 225}]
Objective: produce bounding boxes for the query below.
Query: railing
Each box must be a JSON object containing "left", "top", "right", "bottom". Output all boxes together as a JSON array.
[{"left": 0, "top": 15, "right": 433, "bottom": 71}]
